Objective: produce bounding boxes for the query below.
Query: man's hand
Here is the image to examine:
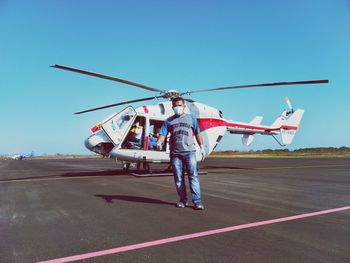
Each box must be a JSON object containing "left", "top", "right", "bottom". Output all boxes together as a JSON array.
[
  {"left": 156, "top": 141, "right": 163, "bottom": 151},
  {"left": 200, "top": 145, "right": 206, "bottom": 161}
]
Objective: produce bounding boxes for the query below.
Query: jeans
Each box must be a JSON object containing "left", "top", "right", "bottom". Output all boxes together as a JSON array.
[{"left": 171, "top": 152, "right": 201, "bottom": 204}]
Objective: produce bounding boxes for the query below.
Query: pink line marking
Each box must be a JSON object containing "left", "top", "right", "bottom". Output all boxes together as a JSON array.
[{"left": 37, "top": 205, "right": 350, "bottom": 263}]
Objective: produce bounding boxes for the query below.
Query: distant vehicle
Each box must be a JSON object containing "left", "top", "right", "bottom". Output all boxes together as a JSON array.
[
  {"left": 52, "top": 64, "right": 328, "bottom": 172},
  {"left": 11, "top": 151, "right": 34, "bottom": 160}
]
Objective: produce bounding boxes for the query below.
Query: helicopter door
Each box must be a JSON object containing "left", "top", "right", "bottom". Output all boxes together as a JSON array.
[{"left": 101, "top": 106, "right": 137, "bottom": 146}]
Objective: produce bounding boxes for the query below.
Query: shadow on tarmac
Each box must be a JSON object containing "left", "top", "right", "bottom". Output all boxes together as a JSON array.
[
  {"left": 0, "top": 169, "right": 129, "bottom": 183},
  {"left": 95, "top": 194, "right": 175, "bottom": 206},
  {"left": 201, "top": 165, "right": 251, "bottom": 170},
  {"left": 61, "top": 169, "right": 128, "bottom": 177}
]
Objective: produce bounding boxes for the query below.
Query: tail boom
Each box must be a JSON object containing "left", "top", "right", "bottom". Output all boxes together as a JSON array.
[{"left": 225, "top": 109, "right": 304, "bottom": 146}]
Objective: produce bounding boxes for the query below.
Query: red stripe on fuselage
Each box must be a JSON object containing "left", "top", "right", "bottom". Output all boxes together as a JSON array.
[
  {"left": 280, "top": 125, "right": 298, "bottom": 130},
  {"left": 197, "top": 118, "right": 297, "bottom": 132},
  {"left": 197, "top": 118, "right": 227, "bottom": 131}
]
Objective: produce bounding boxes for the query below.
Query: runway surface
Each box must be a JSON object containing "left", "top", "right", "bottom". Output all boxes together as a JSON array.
[{"left": 1, "top": 158, "right": 350, "bottom": 262}]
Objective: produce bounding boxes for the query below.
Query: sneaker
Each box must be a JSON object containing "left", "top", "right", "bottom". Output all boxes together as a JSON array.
[
  {"left": 194, "top": 203, "right": 204, "bottom": 210},
  {"left": 176, "top": 201, "right": 188, "bottom": 208}
]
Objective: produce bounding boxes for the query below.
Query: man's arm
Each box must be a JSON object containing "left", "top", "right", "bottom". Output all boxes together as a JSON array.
[
  {"left": 192, "top": 115, "right": 203, "bottom": 147},
  {"left": 157, "top": 121, "right": 168, "bottom": 150},
  {"left": 158, "top": 135, "right": 166, "bottom": 144},
  {"left": 195, "top": 133, "right": 203, "bottom": 146},
  {"left": 196, "top": 133, "right": 206, "bottom": 161},
  {"left": 156, "top": 135, "right": 166, "bottom": 150}
]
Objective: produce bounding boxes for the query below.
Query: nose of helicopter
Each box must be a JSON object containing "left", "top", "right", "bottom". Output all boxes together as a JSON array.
[
  {"left": 84, "top": 131, "right": 114, "bottom": 155},
  {"left": 84, "top": 135, "right": 99, "bottom": 151}
]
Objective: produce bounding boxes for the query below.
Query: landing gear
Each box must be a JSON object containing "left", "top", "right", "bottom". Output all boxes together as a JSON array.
[
  {"left": 122, "top": 162, "right": 131, "bottom": 172},
  {"left": 119, "top": 160, "right": 150, "bottom": 173},
  {"left": 137, "top": 162, "right": 151, "bottom": 173}
]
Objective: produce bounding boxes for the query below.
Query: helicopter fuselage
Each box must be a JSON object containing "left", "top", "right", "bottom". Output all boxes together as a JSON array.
[{"left": 85, "top": 97, "right": 305, "bottom": 165}]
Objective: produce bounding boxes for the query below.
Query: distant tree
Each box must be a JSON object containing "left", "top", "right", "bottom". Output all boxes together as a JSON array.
[{"left": 262, "top": 149, "right": 273, "bottom": 153}]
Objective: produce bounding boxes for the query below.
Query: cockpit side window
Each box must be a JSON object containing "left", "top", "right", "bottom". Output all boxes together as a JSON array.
[{"left": 159, "top": 104, "right": 165, "bottom": 115}]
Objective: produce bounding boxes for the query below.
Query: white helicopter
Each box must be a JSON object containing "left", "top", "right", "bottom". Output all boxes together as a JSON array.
[
  {"left": 52, "top": 65, "right": 328, "bottom": 172},
  {"left": 10, "top": 151, "right": 34, "bottom": 160}
]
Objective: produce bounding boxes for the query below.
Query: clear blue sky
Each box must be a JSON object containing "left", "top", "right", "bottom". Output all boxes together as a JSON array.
[{"left": 1, "top": 0, "right": 349, "bottom": 155}]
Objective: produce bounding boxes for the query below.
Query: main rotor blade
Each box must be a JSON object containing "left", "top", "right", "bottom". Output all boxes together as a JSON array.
[
  {"left": 51, "top": 64, "right": 163, "bottom": 92},
  {"left": 74, "top": 95, "right": 163, "bottom": 114},
  {"left": 181, "top": 79, "right": 329, "bottom": 95}
]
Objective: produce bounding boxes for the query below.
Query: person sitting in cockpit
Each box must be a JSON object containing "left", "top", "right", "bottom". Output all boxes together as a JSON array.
[
  {"left": 126, "top": 121, "right": 143, "bottom": 149},
  {"left": 149, "top": 127, "right": 160, "bottom": 150}
]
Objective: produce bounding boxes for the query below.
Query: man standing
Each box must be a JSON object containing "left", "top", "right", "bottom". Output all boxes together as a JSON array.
[{"left": 157, "top": 97, "right": 206, "bottom": 210}]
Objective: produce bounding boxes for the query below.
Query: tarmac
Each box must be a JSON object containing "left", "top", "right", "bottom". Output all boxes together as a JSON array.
[{"left": 0, "top": 157, "right": 350, "bottom": 262}]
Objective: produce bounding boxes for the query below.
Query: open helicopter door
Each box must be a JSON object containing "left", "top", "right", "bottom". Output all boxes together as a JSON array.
[{"left": 101, "top": 106, "right": 137, "bottom": 146}]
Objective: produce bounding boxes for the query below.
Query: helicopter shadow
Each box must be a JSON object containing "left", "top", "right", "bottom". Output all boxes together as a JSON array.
[
  {"left": 95, "top": 194, "right": 174, "bottom": 206},
  {"left": 60, "top": 169, "right": 129, "bottom": 178}
]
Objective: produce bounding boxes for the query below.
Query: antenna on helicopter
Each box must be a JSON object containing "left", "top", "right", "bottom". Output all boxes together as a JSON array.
[{"left": 51, "top": 64, "right": 329, "bottom": 114}]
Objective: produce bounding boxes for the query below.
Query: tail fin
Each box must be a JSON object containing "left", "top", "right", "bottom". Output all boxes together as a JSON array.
[
  {"left": 280, "top": 109, "right": 304, "bottom": 145},
  {"left": 241, "top": 116, "right": 263, "bottom": 146}
]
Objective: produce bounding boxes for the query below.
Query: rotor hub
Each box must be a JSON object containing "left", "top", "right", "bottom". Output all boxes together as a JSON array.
[{"left": 163, "top": 90, "right": 181, "bottom": 99}]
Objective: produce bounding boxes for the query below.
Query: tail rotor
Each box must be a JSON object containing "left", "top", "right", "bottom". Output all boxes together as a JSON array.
[{"left": 285, "top": 96, "right": 294, "bottom": 116}]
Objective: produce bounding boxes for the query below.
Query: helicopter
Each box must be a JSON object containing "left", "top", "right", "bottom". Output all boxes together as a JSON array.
[
  {"left": 51, "top": 64, "right": 328, "bottom": 173},
  {"left": 10, "top": 151, "right": 34, "bottom": 160}
]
